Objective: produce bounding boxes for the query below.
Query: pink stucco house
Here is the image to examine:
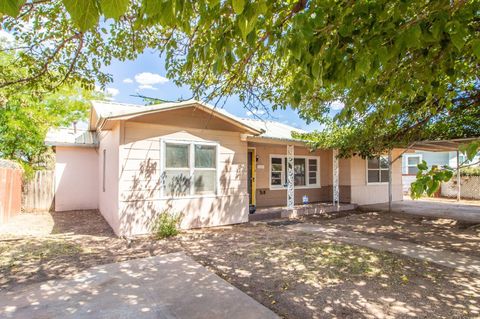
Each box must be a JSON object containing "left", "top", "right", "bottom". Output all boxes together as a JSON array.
[{"left": 46, "top": 100, "right": 403, "bottom": 236}]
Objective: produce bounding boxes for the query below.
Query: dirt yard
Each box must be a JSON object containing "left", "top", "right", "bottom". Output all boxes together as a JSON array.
[
  {"left": 304, "top": 211, "right": 480, "bottom": 258},
  {"left": 1, "top": 210, "right": 480, "bottom": 318}
]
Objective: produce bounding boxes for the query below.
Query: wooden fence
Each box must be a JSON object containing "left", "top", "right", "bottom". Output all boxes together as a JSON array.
[
  {"left": 0, "top": 167, "right": 22, "bottom": 224},
  {"left": 22, "top": 170, "right": 55, "bottom": 212}
]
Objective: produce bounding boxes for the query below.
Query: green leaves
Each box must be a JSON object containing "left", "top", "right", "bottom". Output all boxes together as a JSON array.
[
  {"left": 100, "top": 0, "right": 129, "bottom": 19},
  {"left": 0, "top": 0, "right": 25, "bottom": 17},
  {"left": 62, "top": 0, "right": 100, "bottom": 32},
  {"left": 459, "top": 142, "right": 480, "bottom": 161},
  {"left": 231, "top": 0, "right": 245, "bottom": 14}
]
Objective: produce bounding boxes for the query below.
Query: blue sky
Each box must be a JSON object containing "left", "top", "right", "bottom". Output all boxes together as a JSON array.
[{"left": 100, "top": 50, "right": 328, "bottom": 131}]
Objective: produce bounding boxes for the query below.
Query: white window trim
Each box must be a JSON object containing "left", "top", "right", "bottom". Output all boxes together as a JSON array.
[
  {"left": 404, "top": 154, "right": 422, "bottom": 175},
  {"left": 160, "top": 138, "right": 220, "bottom": 199},
  {"left": 269, "top": 154, "right": 321, "bottom": 190},
  {"left": 366, "top": 155, "right": 390, "bottom": 185}
]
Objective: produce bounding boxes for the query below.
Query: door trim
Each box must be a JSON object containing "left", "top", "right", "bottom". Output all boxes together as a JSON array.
[{"left": 248, "top": 147, "right": 256, "bottom": 206}]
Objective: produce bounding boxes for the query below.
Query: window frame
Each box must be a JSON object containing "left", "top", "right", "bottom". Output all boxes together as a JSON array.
[
  {"left": 269, "top": 154, "right": 320, "bottom": 190},
  {"left": 160, "top": 139, "right": 219, "bottom": 198},
  {"left": 366, "top": 155, "right": 390, "bottom": 185},
  {"left": 404, "top": 154, "right": 422, "bottom": 175}
]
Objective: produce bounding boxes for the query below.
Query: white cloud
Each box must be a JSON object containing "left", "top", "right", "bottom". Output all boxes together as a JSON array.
[
  {"left": 138, "top": 85, "right": 158, "bottom": 90},
  {"left": 123, "top": 78, "right": 133, "bottom": 84},
  {"left": 246, "top": 109, "right": 266, "bottom": 117},
  {"left": 134, "top": 72, "right": 168, "bottom": 90},
  {"left": 330, "top": 100, "right": 345, "bottom": 111},
  {"left": 105, "top": 87, "right": 119, "bottom": 97}
]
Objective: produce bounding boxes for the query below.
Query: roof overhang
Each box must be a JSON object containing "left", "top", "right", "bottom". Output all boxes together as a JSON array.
[
  {"left": 247, "top": 135, "right": 308, "bottom": 147},
  {"left": 408, "top": 137, "right": 480, "bottom": 152}
]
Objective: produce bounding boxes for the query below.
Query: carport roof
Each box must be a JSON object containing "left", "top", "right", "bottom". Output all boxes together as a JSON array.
[{"left": 408, "top": 137, "right": 480, "bottom": 152}]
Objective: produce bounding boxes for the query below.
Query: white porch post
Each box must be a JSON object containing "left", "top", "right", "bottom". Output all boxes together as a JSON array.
[
  {"left": 332, "top": 149, "right": 339, "bottom": 210},
  {"left": 287, "top": 144, "right": 294, "bottom": 208},
  {"left": 388, "top": 150, "right": 392, "bottom": 212},
  {"left": 457, "top": 150, "right": 461, "bottom": 202}
]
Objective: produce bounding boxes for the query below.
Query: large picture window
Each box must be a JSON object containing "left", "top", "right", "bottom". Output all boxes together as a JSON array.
[
  {"left": 367, "top": 156, "right": 389, "bottom": 183},
  {"left": 270, "top": 155, "right": 320, "bottom": 189},
  {"left": 163, "top": 141, "right": 217, "bottom": 197}
]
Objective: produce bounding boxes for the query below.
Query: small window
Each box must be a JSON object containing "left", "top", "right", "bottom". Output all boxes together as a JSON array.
[
  {"left": 406, "top": 155, "right": 421, "bottom": 174},
  {"left": 271, "top": 157, "right": 283, "bottom": 186},
  {"left": 367, "top": 156, "right": 389, "bottom": 183},
  {"left": 308, "top": 159, "right": 318, "bottom": 184}
]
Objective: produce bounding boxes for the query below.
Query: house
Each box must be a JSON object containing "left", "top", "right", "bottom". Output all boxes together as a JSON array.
[
  {"left": 46, "top": 100, "right": 403, "bottom": 236},
  {"left": 402, "top": 150, "right": 480, "bottom": 193}
]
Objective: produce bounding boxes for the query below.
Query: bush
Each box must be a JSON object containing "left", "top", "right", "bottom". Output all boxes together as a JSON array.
[
  {"left": 460, "top": 167, "right": 480, "bottom": 177},
  {"left": 151, "top": 210, "right": 182, "bottom": 239}
]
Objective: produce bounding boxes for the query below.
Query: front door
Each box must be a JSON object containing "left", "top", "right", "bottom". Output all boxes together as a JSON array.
[{"left": 247, "top": 149, "right": 256, "bottom": 207}]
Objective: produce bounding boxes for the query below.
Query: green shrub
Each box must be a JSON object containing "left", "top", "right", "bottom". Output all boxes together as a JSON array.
[
  {"left": 151, "top": 210, "right": 182, "bottom": 239},
  {"left": 460, "top": 167, "right": 480, "bottom": 177}
]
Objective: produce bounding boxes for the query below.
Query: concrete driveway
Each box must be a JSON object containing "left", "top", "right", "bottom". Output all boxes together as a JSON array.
[
  {"left": 0, "top": 252, "right": 279, "bottom": 319},
  {"left": 361, "top": 199, "right": 480, "bottom": 223}
]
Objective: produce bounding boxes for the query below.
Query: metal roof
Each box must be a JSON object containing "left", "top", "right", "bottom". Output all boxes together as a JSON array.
[
  {"left": 45, "top": 128, "right": 98, "bottom": 147},
  {"left": 408, "top": 138, "right": 480, "bottom": 152}
]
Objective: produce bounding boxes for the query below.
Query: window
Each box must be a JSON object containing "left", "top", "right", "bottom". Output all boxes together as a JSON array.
[
  {"left": 405, "top": 155, "right": 422, "bottom": 175},
  {"left": 271, "top": 157, "right": 283, "bottom": 186},
  {"left": 270, "top": 155, "right": 319, "bottom": 189},
  {"left": 367, "top": 156, "right": 389, "bottom": 183},
  {"left": 163, "top": 142, "right": 217, "bottom": 197}
]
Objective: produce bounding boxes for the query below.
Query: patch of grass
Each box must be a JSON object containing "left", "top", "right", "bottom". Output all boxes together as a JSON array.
[{"left": 0, "top": 239, "right": 84, "bottom": 272}]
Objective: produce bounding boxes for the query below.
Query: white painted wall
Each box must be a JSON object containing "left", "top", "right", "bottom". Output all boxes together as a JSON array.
[
  {"left": 117, "top": 121, "right": 249, "bottom": 236},
  {"left": 98, "top": 123, "right": 121, "bottom": 235},
  {"left": 55, "top": 146, "right": 98, "bottom": 211},
  {"left": 349, "top": 151, "right": 403, "bottom": 205}
]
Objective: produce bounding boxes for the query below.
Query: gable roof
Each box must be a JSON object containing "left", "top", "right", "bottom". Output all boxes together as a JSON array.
[
  {"left": 47, "top": 100, "right": 309, "bottom": 147},
  {"left": 89, "top": 99, "right": 262, "bottom": 135}
]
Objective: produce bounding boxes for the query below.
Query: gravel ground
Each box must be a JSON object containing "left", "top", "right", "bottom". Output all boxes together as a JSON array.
[{"left": 1, "top": 210, "right": 479, "bottom": 318}]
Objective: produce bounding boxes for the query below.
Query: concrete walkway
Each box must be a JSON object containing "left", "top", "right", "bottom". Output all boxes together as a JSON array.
[
  {"left": 0, "top": 252, "right": 279, "bottom": 319},
  {"left": 361, "top": 199, "right": 480, "bottom": 223},
  {"left": 287, "top": 223, "right": 480, "bottom": 275}
]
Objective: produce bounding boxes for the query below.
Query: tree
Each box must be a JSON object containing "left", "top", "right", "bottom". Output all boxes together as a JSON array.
[
  {"left": 1, "top": 0, "right": 479, "bottom": 190},
  {"left": 0, "top": 48, "right": 101, "bottom": 175}
]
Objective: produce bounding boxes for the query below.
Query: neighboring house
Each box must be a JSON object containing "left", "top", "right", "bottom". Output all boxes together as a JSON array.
[
  {"left": 46, "top": 100, "right": 403, "bottom": 236},
  {"left": 402, "top": 150, "right": 480, "bottom": 193}
]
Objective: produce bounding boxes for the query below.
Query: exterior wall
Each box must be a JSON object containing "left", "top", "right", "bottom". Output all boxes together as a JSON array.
[
  {"left": 98, "top": 124, "right": 121, "bottom": 235},
  {"left": 248, "top": 142, "right": 332, "bottom": 207},
  {"left": 118, "top": 121, "right": 249, "bottom": 236},
  {"left": 55, "top": 146, "right": 98, "bottom": 211},
  {"left": 349, "top": 150, "right": 403, "bottom": 205}
]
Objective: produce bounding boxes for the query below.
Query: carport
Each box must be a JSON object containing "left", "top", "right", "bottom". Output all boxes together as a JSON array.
[{"left": 387, "top": 137, "right": 480, "bottom": 210}]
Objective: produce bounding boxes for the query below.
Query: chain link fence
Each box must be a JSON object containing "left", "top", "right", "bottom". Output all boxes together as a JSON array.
[{"left": 441, "top": 176, "right": 480, "bottom": 200}]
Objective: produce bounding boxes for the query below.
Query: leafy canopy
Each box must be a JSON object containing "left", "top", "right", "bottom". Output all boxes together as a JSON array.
[
  {"left": 0, "top": 48, "right": 101, "bottom": 175},
  {"left": 1, "top": 0, "right": 479, "bottom": 190}
]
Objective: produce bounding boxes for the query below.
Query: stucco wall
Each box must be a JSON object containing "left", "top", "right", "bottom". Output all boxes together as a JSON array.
[
  {"left": 55, "top": 146, "right": 98, "bottom": 211},
  {"left": 118, "top": 121, "right": 249, "bottom": 236},
  {"left": 349, "top": 150, "right": 403, "bottom": 205},
  {"left": 98, "top": 124, "right": 120, "bottom": 235}
]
